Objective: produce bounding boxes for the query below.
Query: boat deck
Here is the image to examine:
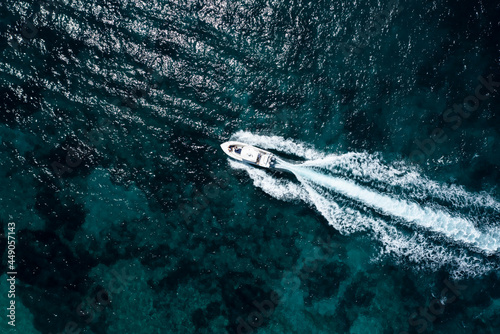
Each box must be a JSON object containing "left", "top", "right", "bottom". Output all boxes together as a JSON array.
[{"left": 221, "top": 141, "right": 274, "bottom": 168}]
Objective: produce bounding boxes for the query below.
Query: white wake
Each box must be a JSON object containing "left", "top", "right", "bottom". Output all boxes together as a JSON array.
[{"left": 228, "top": 131, "right": 500, "bottom": 278}]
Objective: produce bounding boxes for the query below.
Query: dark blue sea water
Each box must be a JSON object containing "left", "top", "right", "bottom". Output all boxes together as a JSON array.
[{"left": 1, "top": 0, "right": 499, "bottom": 333}]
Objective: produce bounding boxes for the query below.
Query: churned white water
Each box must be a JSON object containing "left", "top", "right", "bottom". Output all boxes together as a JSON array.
[{"left": 229, "top": 131, "right": 500, "bottom": 278}]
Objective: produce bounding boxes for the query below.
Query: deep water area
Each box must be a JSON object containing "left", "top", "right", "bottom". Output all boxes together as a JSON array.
[{"left": 0, "top": 0, "right": 499, "bottom": 333}]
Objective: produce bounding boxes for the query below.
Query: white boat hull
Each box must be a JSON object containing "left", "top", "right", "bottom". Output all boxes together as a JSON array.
[{"left": 220, "top": 141, "right": 275, "bottom": 168}]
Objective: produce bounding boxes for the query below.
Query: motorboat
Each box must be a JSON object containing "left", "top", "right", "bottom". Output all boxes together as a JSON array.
[{"left": 220, "top": 141, "right": 275, "bottom": 168}]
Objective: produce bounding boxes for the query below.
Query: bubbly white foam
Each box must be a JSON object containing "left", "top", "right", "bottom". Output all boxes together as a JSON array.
[
  {"left": 302, "top": 152, "right": 500, "bottom": 213},
  {"left": 225, "top": 131, "right": 500, "bottom": 277},
  {"left": 288, "top": 164, "right": 500, "bottom": 253},
  {"left": 371, "top": 221, "right": 496, "bottom": 279},
  {"left": 230, "top": 132, "right": 500, "bottom": 214}
]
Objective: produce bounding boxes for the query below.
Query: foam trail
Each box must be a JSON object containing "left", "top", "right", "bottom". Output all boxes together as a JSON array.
[
  {"left": 227, "top": 131, "right": 500, "bottom": 277},
  {"left": 300, "top": 153, "right": 500, "bottom": 213},
  {"left": 282, "top": 161, "right": 500, "bottom": 253},
  {"left": 232, "top": 131, "right": 500, "bottom": 214}
]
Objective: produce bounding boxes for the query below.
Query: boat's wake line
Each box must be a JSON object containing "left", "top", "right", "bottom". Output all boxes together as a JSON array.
[{"left": 229, "top": 131, "right": 500, "bottom": 278}]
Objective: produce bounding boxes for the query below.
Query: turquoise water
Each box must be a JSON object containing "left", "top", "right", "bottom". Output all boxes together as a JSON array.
[{"left": 0, "top": 0, "right": 499, "bottom": 333}]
